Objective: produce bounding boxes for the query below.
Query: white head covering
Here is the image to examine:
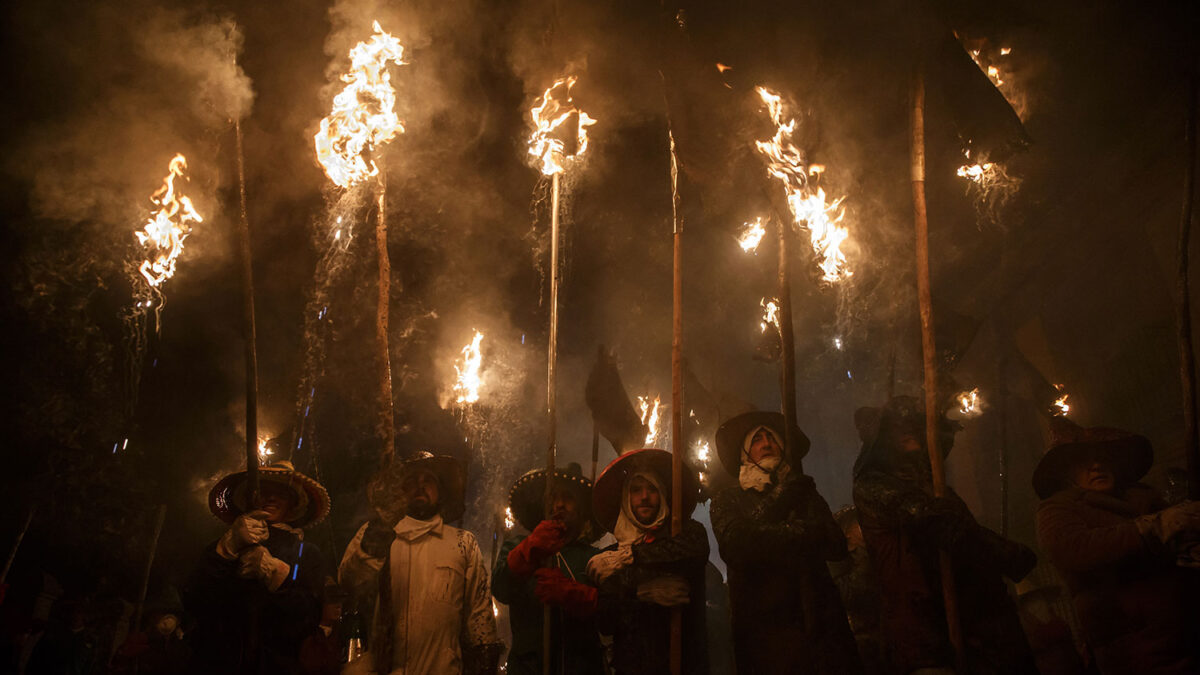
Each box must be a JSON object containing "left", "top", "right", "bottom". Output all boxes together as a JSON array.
[
  {"left": 614, "top": 470, "right": 669, "bottom": 545},
  {"left": 739, "top": 425, "right": 789, "bottom": 492}
]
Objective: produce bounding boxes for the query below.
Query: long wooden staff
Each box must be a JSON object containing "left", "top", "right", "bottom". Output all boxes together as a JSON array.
[
  {"left": 667, "top": 125, "right": 685, "bottom": 675},
  {"left": 234, "top": 121, "right": 260, "bottom": 502},
  {"left": 376, "top": 169, "right": 396, "bottom": 467},
  {"left": 1177, "top": 70, "right": 1199, "bottom": 499},
  {"left": 543, "top": 169, "right": 562, "bottom": 675}
]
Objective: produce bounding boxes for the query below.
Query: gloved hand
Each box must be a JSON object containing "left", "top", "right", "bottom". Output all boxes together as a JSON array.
[
  {"left": 1000, "top": 541, "right": 1037, "bottom": 582},
  {"left": 217, "top": 510, "right": 270, "bottom": 559},
  {"left": 534, "top": 568, "right": 599, "bottom": 617},
  {"left": 636, "top": 574, "right": 689, "bottom": 607},
  {"left": 360, "top": 518, "right": 396, "bottom": 558},
  {"left": 586, "top": 545, "right": 634, "bottom": 585},
  {"left": 1137, "top": 501, "right": 1200, "bottom": 545},
  {"left": 507, "top": 520, "right": 569, "bottom": 576},
  {"left": 238, "top": 545, "right": 291, "bottom": 591}
]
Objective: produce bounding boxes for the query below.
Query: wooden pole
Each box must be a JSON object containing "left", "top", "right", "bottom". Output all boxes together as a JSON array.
[
  {"left": 234, "top": 121, "right": 260, "bottom": 503},
  {"left": 1178, "top": 71, "right": 1200, "bottom": 500},
  {"left": 0, "top": 506, "right": 35, "bottom": 586},
  {"left": 776, "top": 218, "right": 802, "bottom": 473},
  {"left": 131, "top": 505, "right": 167, "bottom": 632},
  {"left": 911, "top": 65, "right": 965, "bottom": 667},
  {"left": 543, "top": 170, "right": 561, "bottom": 675},
  {"left": 667, "top": 127, "right": 684, "bottom": 675},
  {"left": 376, "top": 171, "right": 396, "bottom": 468}
]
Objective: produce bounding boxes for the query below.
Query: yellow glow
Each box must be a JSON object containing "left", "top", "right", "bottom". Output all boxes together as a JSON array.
[
  {"left": 452, "top": 330, "right": 484, "bottom": 405},
  {"left": 135, "top": 154, "right": 203, "bottom": 288},
  {"left": 528, "top": 76, "right": 596, "bottom": 176}
]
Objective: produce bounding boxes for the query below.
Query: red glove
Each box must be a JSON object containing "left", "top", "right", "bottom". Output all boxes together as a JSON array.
[
  {"left": 534, "top": 568, "right": 598, "bottom": 617},
  {"left": 506, "top": 521, "right": 568, "bottom": 576}
]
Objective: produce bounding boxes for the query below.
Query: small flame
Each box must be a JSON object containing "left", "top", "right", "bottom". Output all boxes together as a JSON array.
[
  {"left": 492, "top": 598, "right": 499, "bottom": 618},
  {"left": 528, "top": 76, "right": 597, "bottom": 176},
  {"left": 716, "top": 63, "right": 733, "bottom": 73},
  {"left": 956, "top": 388, "right": 984, "bottom": 418},
  {"left": 692, "top": 439, "right": 712, "bottom": 486},
  {"left": 452, "top": 330, "right": 484, "bottom": 405},
  {"left": 314, "top": 22, "right": 406, "bottom": 189},
  {"left": 257, "top": 436, "right": 272, "bottom": 464},
  {"left": 760, "top": 298, "right": 780, "bottom": 333},
  {"left": 135, "top": 154, "right": 203, "bottom": 288},
  {"left": 737, "top": 216, "right": 767, "bottom": 253},
  {"left": 1000, "top": 46, "right": 1012, "bottom": 56},
  {"left": 754, "top": 87, "right": 851, "bottom": 282},
  {"left": 638, "top": 395, "right": 663, "bottom": 446},
  {"left": 1052, "top": 384, "right": 1071, "bottom": 417},
  {"left": 504, "top": 506, "right": 515, "bottom": 530}
]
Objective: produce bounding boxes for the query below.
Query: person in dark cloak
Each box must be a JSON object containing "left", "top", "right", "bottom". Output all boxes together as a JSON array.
[
  {"left": 587, "top": 448, "right": 709, "bottom": 675},
  {"left": 830, "top": 505, "right": 885, "bottom": 675},
  {"left": 852, "top": 396, "right": 1038, "bottom": 675},
  {"left": 1034, "top": 417, "right": 1200, "bottom": 675},
  {"left": 183, "top": 460, "right": 329, "bottom": 675},
  {"left": 491, "top": 462, "right": 605, "bottom": 675},
  {"left": 708, "top": 411, "right": 862, "bottom": 675}
]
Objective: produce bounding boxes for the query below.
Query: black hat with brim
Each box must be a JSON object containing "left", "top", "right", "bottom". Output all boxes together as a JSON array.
[
  {"left": 592, "top": 448, "right": 700, "bottom": 533},
  {"left": 373, "top": 452, "right": 468, "bottom": 522},
  {"left": 714, "top": 411, "right": 809, "bottom": 476},
  {"left": 508, "top": 462, "right": 601, "bottom": 541},
  {"left": 1032, "top": 423, "right": 1152, "bottom": 499}
]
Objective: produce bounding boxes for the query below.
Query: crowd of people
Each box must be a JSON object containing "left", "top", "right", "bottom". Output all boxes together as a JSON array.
[{"left": 4, "top": 397, "right": 1200, "bottom": 675}]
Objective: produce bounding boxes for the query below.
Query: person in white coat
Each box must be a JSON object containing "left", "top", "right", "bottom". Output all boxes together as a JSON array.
[{"left": 340, "top": 452, "right": 502, "bottom": 675}]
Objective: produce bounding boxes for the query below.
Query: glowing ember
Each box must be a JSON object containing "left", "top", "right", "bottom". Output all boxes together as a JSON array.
[
  {"left": 504, "top": 506, "right": 515, "bottom": 530},
  {"left": 754, "top": 87, "right": 851, "bottom": 282},
  {"left": 692, "top": 439, "right": 712, "bottom": 485},
  {"left": 638, "top": 395, "right": 663, "bottom": 446},
  {"left": 956, "top": 388, "right": 984, "bottom": 418},
  {"left": 528, "top": 76, "right": 597, "bottom": 176},
  {"left": 716, "top": 63, "right": 732, "bottom": 73},
  {"left": 135, "top": 154, "right": 203, "bottom": 288},
  {"left": 314, "top": 21, "right": 406, "bottom": 189},
  {"left": 1052, "top": 384, "right": 1071, "bottom": 417},
  {"left": 737, "top": 216, "right": 767, "bottom": 253},
  {"left": 760, "top": 298, "right": 780, "bottom": 333},
  {"left": 492, "top": 598, "right": 499, "bottom": 618},
  {"left": 452, "top": 330, "right": 484, "bottom": 405}
]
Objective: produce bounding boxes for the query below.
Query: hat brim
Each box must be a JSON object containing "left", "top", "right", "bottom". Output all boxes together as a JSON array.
[
  {"left": 508, "top": 468, "right": 600, "bottom": 541},
  {"left": 714, "top": 411, "right": 810, "bottom": 476},
  {"left": 592, "top": 448, "right": 700, "bottom": 533},
  {"left": 393, "top": 455, "right": 467, "bottom": 522},
  {"left": 1032, "top": 434, "right": 1152, "bottom": 499},
  {"left": 209, "top": 465, "right": 331, "bottom": 528}
]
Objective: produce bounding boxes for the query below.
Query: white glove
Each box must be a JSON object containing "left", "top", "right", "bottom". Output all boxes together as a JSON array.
[
  {"left": 586, "top": 545, "right": 634, "bottom": 584},
  {"left": 1136, "top": 501, "right": 1200, "bottom": 545},
  {"left": 636, "top": 574, "right": 690, "bottom": 607},
  {"left": 238, "top": 545, "right": 291, "bottom": 591},
  {"left": 217, "top": 510, "right": 270, "bottom": 559}
]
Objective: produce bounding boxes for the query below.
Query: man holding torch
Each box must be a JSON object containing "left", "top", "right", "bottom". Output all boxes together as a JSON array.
[
  {"left": 587, "top": 448, "right": 709, "bottom": 675},
  {"left": 852, "top": 396, "right": 1038, "bottom": 675},
  {"left": 709, "top": 411, "right": 862, "bottom": 675},
  {"left": 491, "top": 462, "right": 605, "bottom": 675},
  {"left": 338, "top": 451, "right": 502, "bottom": 675}
]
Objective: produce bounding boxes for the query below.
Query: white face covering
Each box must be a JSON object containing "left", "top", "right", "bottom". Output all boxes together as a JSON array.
[
  {"left": 739, "top": 425, "right": 789, "bottom": 492},
  {"left": 614, "top": 470, "right": 669, "bottom": 545}
]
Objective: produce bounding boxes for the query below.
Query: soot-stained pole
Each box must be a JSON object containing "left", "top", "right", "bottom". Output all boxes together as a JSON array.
[
  {"left": 1177, "top": 69, "right": 1199, "bottom": 499},
  {"left": 376, "top": 169, "right": 396, "bottom": 467},
  {"left": 235, "top": 120, "right": 260, "bottom": 502}
]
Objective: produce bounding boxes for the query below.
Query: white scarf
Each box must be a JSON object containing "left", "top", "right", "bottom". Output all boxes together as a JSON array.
[
  {"left": 613, "top": 470, "right": 669, "bottom": 545},
  {"left": 738, "top": 425, "right": 790, "bottom": 492}
]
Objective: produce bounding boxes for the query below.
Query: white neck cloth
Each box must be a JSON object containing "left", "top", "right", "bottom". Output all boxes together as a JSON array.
[{"left": 614, "top": 470, "right": 669, "bottom": 545}]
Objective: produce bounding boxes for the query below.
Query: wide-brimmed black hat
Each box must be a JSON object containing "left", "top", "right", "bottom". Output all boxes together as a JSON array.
[
  {"left": 1032, "top": 417, "right": 1152, "bottom": 499},
  {"left": 592, "top": 448, "right": 700, "bottom": 533},
  {"left": 714, "top": 411, "right": 809, "bottom": 476},
  {"left": 209, "top": 460, "right": 331, "bottom": 528},
  {"left": 507, "top": 462, "right": 600, "bottom": 540},
  {"left": 371, "top": 451, "right": 468, "bottom": 522}
]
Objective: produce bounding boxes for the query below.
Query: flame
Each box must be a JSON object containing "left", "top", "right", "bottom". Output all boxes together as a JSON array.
[
  {"left": 257, "top": 436, "right": 272, "bottom": 464},
  {"left": 492, "top": 598, "right": 499, "bottom": 618},
  {"left": 692, "top": 439, "right": 712, "bottom": 486},
  {"left": 504, "top": 506, "right": 515, "bottom": 530},
  {"left": 754, "top": 87, "right": 851, "bottom": 282},
  {"left": 760, "top": 297, "right": 780, "bottom": 333},
  {"left": 737, "top": 216, "right": 767, "bottom": 253},
  {"left": 314, "top": 21, "right": 406, "bottom": 189},
  {"left": 638, "top": 395, "right": 663, "bottom": 446},
  {"left": 528, "top": 76, "right": 597, "bottom": 176},
  {"left": 135, "top": 154, "right": 203, "bottom": 288},
  {"left": 957, "top": 147, "right": 997, "bottom": 183},
  {"left": 716, "top": 63, "right": 733, "bottom": 73},
  {"left": 956, "top": 388, "right": 984, "bottom": 418},
  {"left": 1052, "top": 384, "right": 1071, "bottom": 417},
  {"left": 452, "top": 330, "right": 484, "bottom": 405}
]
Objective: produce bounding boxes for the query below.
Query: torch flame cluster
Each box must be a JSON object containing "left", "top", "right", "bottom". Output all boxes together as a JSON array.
[
  {"left": 692, "top": 439, "right": 712, "bottom": 485},
  {"left": 737, "top": 217, "right": 767, "bottom": 253},
  {"left": 528, "top": 76, "right": 597, "bottom": 176},
  {"left": 452, "top": 330, "right": 485, "bottom": 405},
  {"left": 638, "top": 395, "right": 663, "bottom": 447},
  {"left": 314, "top": 21, "right": 406, "bottom": 189},
  {"left": 754, "top": 87, "right": 851, "bottom": 282},
  {"left": 135, "top": 154, "right": 203, "bottom": 288},
  {"left": 760, "top": 298, "right": 780, "bottom": 333},
  {"left": 956, "top": 388, "right": 984, "bottom": 418},
  {"left": 257, "top": 436, "right": 272, "bottom": 464},
  {"left": 504, "top": 506, "right": 515, "bottom": 530},
  {"left": 1052, "top": 384, "right": 1071, "bottom": 416}
]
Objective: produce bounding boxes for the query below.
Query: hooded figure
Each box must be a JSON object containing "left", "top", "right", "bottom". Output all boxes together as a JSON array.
[
  {"left": 851, "top": 397, "right": 1038, "bottom": 675},
  {"left": 491, "top": 462, "right": 605, "bottom": 675},
  {"left": 708, "top": 411, "right": 862, "bottom": 675},
  {"left": 338, "top": 452, "right": 502, "bottom": 675},
  {"left": 1034, "top": 418, "right": 1200, "bottom": 674},
  {"left": 183, "top": 460, "right": 329, "bottom": 675},
  {"left": 588, "top": 449, "right": 709, "bottom": 675}
]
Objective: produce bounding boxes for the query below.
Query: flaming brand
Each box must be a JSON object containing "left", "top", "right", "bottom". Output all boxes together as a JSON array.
[
  {"left": 528, "top": 76, "right": 597, "bottom": 176},
  {"left": 754, "top": 87, "right": 851, "bottom": 282},
  {"left": 760, "top": 298, "right": 780, "bottom": 333},
  {"left": 737, "top": 216, "right": 767, "bottom": 253},
  {"left": 956, "top": 388, "right": 984, "bottom": 418},
  {"left": 452, "top": 330, "right": 485, "bottom": 405},
  {"left": 135, "top": 154, "right": 203, "bottom": 288},
  {"left": 638, "top": 395, "right": 663, "bottom": 447},
  {"left": 314, "top": 21, "right": 406, "bottom": 189}
]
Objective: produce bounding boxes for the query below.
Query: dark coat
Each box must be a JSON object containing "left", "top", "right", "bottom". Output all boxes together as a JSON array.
[
  {"left": 1036, "top": 485, "right": 1200, "bottom": 674},
  {"left": 183, "top": 527, "right": 324, "bottom": 675},
  {"left": 596, "top": 519, "right": 710, "bottom": 675},
  {"left": 853, "top": 469, "right": 1038, "bottom": 674},
  {"left": 491, "top": 536, "right": 605, "bottom": 675},
  {"left": 710, "top": 476, "right": 862, "bottom": 675}
]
